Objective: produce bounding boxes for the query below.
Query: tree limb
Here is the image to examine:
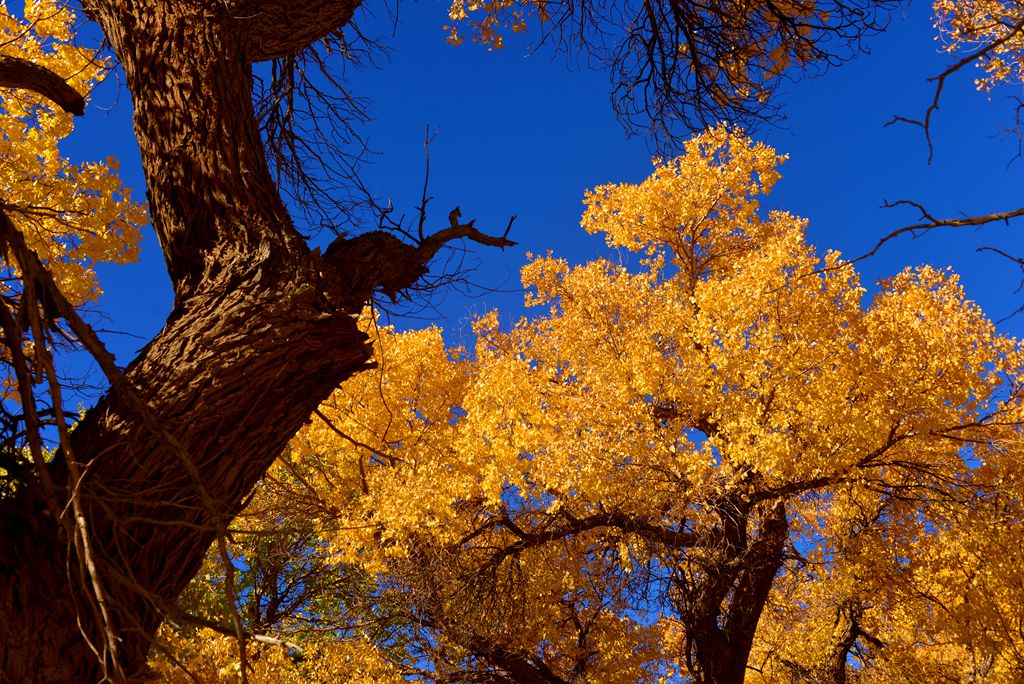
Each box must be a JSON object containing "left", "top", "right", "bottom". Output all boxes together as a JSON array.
[
  {"left": 0, "top": 55, "right": 85, "bottom": 115},
  {"left": 321, "top": 214, "right": 516, "bottom": 303},
  {"left": 480, "top": 509, "right": 703, "bottom": 571},
  {"left": 825, "top": 200, "right": 1024, "bottom": 270},
  {"left": 233, "top": 0, "right": 363, "bottom": 62},
  {"left": 166, "top": 606, "right": 304, "bottom": 656},
  {"left": 417, "top": 215, "right": 518, "bottom": 264},
  {"left": 886, "top": 15, "right": 1024, "bottom": 163}
]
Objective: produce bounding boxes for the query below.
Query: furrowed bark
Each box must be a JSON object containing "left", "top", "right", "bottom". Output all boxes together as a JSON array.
[{"left": 0, "top": 0, "right": 474, "bottom": 680}]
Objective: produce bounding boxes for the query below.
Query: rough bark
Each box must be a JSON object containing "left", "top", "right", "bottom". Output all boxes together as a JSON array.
[{"left": 0, "top": 0, "right": 487, "bottom": 680}]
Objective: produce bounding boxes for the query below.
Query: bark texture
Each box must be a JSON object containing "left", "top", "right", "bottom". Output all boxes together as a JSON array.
[{"left": 0, "top": 0, "right": 448, "bottom": 680}]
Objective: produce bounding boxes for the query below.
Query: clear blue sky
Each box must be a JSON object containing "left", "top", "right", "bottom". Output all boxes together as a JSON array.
[{"left": 63, "top": 0, "right": 1024, "bottom": 365}]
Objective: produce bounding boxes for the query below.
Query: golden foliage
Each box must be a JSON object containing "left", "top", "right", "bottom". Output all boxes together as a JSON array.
[
  {"left": 445, "top": 0, "right": 544, "bottom": 48},
  {"left": 934, "top": 0, "right": 1024, "bottom": 90},
  {"left": 159, "top": 127, "right": 1024, "bottom": 681},
  {"left": 0, "top": 2, "right": 145, "bottom": 304},
  {"left": 150, "top": 626, "right": 403, "bottom": 684}
]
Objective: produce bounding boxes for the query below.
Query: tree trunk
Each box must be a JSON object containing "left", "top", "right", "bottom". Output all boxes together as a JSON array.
[
  {"left": 682, "top": 499, "right": 788, "bottom": 684},
  {"left": 0, "top": 1, "right": 449, "bottom": 680}
]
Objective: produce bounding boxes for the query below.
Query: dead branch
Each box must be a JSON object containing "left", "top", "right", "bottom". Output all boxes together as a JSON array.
[
  {"left": 321, "top": 211, "right": 516, "bottom": 303},
  {"left": 417, "top": 213, "right": 518, "bottom": 264},
  {"left": 886, "top": 16, "right": 1024, "bottom": 163},
  {"left": 978, "top": 245, "right": 1024, "bottom": 320},
  {"left": 838, "top": 200, "right": 1024, "bottom": 268}
]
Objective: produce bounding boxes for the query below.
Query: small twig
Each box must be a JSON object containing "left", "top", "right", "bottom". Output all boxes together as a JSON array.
[
  {"left": 886, "top": 16, "right": 1024, "bottom": 163},
  {"left": 978, "top": 245, "right": 1024, "bottom": 322},
  {"left": 842, "top": 200, "right": 1024, "bottom": 268},
  {"left": 39, "top": 327, "right": 126, "bottom": 683},
  {"left": 216, "top": 532, "right": 249, "bottom": 684},
  {"left": 313, "top": 407, "right": 373, "bottom": 494},
  {"left": 417, "top": 125, "right": 438, "bottom": 242},
  {"left": 979, "top": 245, "right": 1024, "bottom": 268},
  {"left": 0, "top": 301, "right": 59, "bottom": 512},
  {"left": 503, "top": 215, "right": 517, "bottom": 239}
]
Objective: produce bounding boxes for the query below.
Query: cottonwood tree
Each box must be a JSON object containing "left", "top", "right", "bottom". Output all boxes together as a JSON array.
[
  {"left": 160, "top": 128, "right": 1024, "bottom": 683},
  {"left": 0, "top": 0, "right": 899, "bottom": 681}
]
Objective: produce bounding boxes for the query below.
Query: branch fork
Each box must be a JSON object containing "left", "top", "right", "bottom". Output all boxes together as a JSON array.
[{"left": 321, "top": 209, "right": 517, "bottom": 303}]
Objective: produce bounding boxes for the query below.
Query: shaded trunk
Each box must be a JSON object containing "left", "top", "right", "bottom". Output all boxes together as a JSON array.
[
  {"left": 0, "top": 0, "right": 430, "bottom": 680},
  {"left": 681, "top": 499, "right": 788, "bottom": 684},
  {"left": 0, "top": 285, "right": 374, "bottom": 681}
]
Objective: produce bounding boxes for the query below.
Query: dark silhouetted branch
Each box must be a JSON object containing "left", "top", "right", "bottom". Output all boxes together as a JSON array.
[
  {"left": 886, "top": 16, "right": 1024, "bottom": 163},
  {"left": 830, "top": 200, "right": 1024, "bottom": 269},
  {"left": 236, "top": 0, "right": 362, "bottom": 62}
]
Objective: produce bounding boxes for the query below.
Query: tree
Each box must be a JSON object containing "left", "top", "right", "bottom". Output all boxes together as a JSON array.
[
  {"left": 160, "top": 127, "right": 1024, "bottom": 683},
  {"left": 0, "top": 0, "right": 899, "bottom": 681},
  {"left": 147, "top": 471, "right": 407, "bottom": 683},
  {"left": 0, "top": 8, "right": 147, "bottom": 677}
]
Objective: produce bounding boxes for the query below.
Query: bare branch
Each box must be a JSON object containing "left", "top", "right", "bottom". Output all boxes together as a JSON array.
[
  {"left": 886, "top": 15, "right": 1024, "bottom": 163},
  {"left": 417, "top": 125, "right": 438, "bottom": 243},
  {"left": 417, "top": 219, "right": 518, "bottom": 265},
  {"left": 321, "top": 211, "right": 516, "bottom": 303},
  {"left": 838, "top": 200, "right": 1024, "bottom": 268},
  {"left": 216, "top": 533, "right": 249, "bottom": 684},
  {"left": 529, "top": 0, "right": 895, "bottom": 149},
  {"left": 978, "top": 245, "right": 1024, "bottom": 321}
]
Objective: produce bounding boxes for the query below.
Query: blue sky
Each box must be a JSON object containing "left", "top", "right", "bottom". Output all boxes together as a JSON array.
[{"left": 65, "top": 0, "right": 1024, "bottom": 364}]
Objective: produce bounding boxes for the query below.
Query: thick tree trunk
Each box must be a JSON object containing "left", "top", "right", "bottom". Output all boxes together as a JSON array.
[
  {"left": 681, "top": 499, "right": 788, "bottom": 684},
  {"left": 0, "top": 0, "right": 442, "bottom": 680}
]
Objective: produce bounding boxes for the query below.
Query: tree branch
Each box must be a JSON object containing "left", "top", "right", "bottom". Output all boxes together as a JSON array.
[
  {"left": 461, "top": 633, "right": 569, "bottom": 684},
  {"left": 417, "top": 214, "right": 518, "bottom": 264},
  {"left": 821, "top": 200, "right": 1024, "bottom": 270},
  {"left": 0, "top": 55, "right": 85, "bottom": 115},
  {"left": 321, "top": 213, "right": 516, "bottom": 303},
  {"left": 886, "top": 15, "right": 1024, "bottom": 163},
  {"left": 233, "top": 0, "right": 363, "bottom": 62},
  {"left": 480, "top": 509, "right": 703, "bottom": 570},
  {"left": 166, "top": 606, "right": 304, "bottom": 657}
]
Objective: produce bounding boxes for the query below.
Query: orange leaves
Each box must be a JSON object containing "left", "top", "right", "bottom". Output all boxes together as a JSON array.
[
  {"left": 0, "top": 4, "right": 145, "bottom": 304},
  {"left": 581, "top": 125, "right": 787, "bottom": 283},
  {"left": 934, "top": 0, "right": 1024, "bottom": 90},
  {"left": 445, "top": 1, "right": 546, "bottom": 49},
  {"left": 150, "top": 626, "right": 404, "bottom": 683},
  {"left": 174, "top": 124, "right": 1024, "bottom": 681}
]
